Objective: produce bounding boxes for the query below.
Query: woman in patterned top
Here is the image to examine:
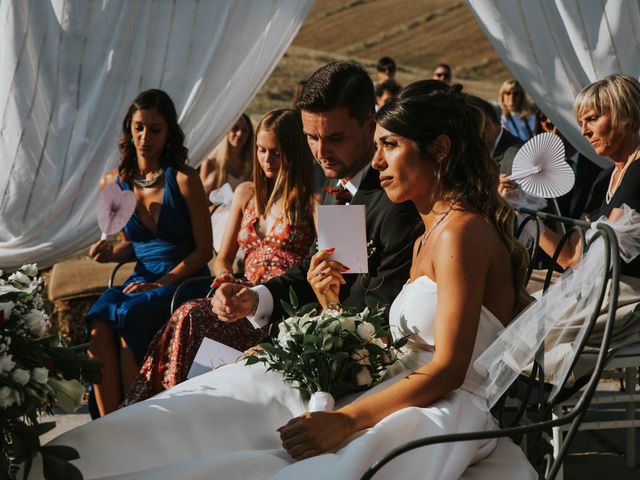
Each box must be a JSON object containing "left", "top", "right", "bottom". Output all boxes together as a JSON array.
[{"left": 125, "top": 108, "right": 318, "bottom": 403}]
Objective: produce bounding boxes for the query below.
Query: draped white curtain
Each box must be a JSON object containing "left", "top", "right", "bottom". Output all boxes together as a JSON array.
[
  {"left": 468, "top": 0, "right": 640, "bottom": 168},
  {"left": 0, "top": 0, "right": 314, "bottom": 268}
]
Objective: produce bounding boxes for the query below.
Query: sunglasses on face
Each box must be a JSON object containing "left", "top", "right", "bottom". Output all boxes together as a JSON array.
[
  {"left": 503, "top": 91, "right": 521, "bottom": 97},
  {"left": 434, "top": 71, "right": 450, "bottom": 80}
]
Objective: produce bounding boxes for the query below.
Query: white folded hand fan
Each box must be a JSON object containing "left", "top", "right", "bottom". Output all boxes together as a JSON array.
[
  {"left": 97, "top": 183, "right": 137, "bottom": 240},
  {"left": 508, "top": 133, "right": 575, "bottom": 198}
]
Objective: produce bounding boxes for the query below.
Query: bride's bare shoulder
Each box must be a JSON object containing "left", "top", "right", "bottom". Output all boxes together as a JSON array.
[{"left": 438, "top": 211, "right": 507, "bottom": 255}]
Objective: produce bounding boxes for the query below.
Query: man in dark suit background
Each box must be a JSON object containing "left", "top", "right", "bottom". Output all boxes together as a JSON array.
[{"left": 212, "top": 62, "right": 420, "bottom": 327}]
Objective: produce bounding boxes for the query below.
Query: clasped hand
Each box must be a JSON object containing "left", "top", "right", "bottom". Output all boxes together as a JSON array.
[
  {"left": 307, "top": 248, "right": 349, "bottom": 310},
  {"left": 211, "top": 283, "right": 257, "bottom": 321},
  {"left": 277, "top": 410, "right": 356, "bottom": 460}
]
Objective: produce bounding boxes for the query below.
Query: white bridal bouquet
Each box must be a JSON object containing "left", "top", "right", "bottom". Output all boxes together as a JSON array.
[
  {"left": 0, "top": 264, "right": 101, "bottom": 480},
  {"left": 246, "top": 289, "right": 407, "bottom": 411}
]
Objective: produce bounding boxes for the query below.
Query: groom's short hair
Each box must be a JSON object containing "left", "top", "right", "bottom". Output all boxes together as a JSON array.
[{"left": 297, "top": 62, "right": 375, "bottom": 124}]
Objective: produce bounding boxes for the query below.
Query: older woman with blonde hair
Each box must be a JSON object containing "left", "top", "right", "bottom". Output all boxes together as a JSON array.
[
  {"left": 498, "top": 78, "right": 535, "bottom": 142},
  {"left": 539, "top": 73, "right": 640, "bottom": 275}
]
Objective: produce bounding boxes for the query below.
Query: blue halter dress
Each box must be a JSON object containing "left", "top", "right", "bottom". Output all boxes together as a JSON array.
[{"left": 87, "top": 166, "right": 210, "bottom": 364}]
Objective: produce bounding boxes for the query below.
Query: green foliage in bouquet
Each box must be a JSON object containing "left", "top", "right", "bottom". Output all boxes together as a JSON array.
[
  {"left": 0, "top": 265, "right": 102, "bottom": 480},
  {"left": 245, "top": 288, "right": 408, "bottom": 400}
]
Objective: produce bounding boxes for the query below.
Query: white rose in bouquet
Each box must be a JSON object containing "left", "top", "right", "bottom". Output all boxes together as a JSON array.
[
  {"left": 0, "top": 386, "right": 17, "bottom": 408},
  {"left": 277, "top": 323, "right": 294, "bottom": 348},
  {"left": 8, "top": 271, "right": 31, "bottom": 286},
  {"left": 356, "top": 367, "right": 373, "bottom": 386},
  {"left": 23, "top": 309, "right": 47, "bottom": 337},
  {"left": 31, "top": 367, "right": 49, "bottom": 384},
  {"left": 339, "top": 315, "right": 357, "bottom": 333},
  {"left": 11, "top": 368, "right": 30, "bottom": 386},
  {"left": 20, "top": 264, "right": 38, "bottom": 277},
  {"left": 356, "top": 321, "right": 376, "bottom": 342},
  {"left": 0, "top": 353, "right": 16, "bottom": 373}
]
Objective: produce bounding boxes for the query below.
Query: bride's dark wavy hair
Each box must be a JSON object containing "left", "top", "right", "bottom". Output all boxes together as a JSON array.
[
  {"left": 118, "top": 89, "right": 189, "bottom": 182},
  {"left": 376, "top": 90, "right": 530, "bottom": 312}
]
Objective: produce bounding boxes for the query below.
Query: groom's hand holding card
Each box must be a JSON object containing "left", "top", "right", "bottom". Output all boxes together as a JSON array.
[{"left": 316, "top": 205, "right": 368, "bottom": 274}]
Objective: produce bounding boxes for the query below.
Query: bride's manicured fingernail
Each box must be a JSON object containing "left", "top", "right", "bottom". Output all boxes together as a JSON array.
[{"left": 326, "top": 248, "right": 335, "bottom": 252}]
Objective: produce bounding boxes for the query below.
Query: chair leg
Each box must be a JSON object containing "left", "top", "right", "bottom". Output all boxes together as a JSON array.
[
  {"left": 624, "top": 366, "right": 637, "bottom": 468},
  {"left": 552, "top": 408, "right": 565, "bottom": 480}
]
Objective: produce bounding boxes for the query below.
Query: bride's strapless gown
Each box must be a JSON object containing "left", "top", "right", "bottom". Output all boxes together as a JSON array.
[{"left": 46, "top": 276, "right": 536, "bottom": 480}]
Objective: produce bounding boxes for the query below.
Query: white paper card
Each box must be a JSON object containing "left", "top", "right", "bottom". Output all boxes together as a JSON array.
[
  {"left": 316, "top": 205, "right": 368, "bottom": 274},
  {"left": 187, "top": 337, "right": 244, "bottom": 379}
]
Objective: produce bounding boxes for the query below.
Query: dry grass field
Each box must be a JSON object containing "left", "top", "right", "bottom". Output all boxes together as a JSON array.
[{"left": 247, "top": 0, "right": 512, "bottom": 116}]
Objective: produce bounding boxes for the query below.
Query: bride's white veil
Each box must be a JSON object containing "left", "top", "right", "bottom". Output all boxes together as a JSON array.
[{"left": 474, "top": 204, "right": 640, "bottom": 408}]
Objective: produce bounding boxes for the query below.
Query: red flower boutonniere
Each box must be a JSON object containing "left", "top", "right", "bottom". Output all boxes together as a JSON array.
[{"left": 324, "top": 186, "right": 353, "bottom": 204}]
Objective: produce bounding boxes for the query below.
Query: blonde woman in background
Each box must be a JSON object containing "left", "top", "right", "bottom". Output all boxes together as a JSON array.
[
  {"left": 199, "top": 113, "right": 254, "bottom": 197},
  {"left": 200, "top": 113, "right": 254, "bottom": 252},
  {"left": 498, "top": 79, "right": 536, "bottom": 142}
]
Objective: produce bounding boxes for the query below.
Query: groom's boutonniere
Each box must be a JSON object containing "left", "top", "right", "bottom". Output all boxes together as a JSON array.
[
  {"left": 324, "top": 185, "right": 353, "bottom": 204},
  {"left": 367, "top": 239, "right": 376, "bottom": 258}
]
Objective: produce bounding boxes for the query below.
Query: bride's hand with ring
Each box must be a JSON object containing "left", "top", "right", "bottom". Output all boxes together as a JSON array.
[{"left": 307, "top": 248, "right": 349, "bottom": 310}]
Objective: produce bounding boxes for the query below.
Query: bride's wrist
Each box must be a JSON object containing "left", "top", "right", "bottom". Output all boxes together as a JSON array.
[{"left": 337, "top": 404, "right": 368, "bottom": 433}]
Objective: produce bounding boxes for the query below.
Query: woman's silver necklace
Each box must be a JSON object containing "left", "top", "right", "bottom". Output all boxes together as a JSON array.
[
  {"left": 418, "top": 208, "right": 452, "bottom": 251},
  {"left": 133, "top": 167, "right": 165, "bottom": 188},
  {"left": 605, "top": 144, "right": 640, "bottom": 204}
]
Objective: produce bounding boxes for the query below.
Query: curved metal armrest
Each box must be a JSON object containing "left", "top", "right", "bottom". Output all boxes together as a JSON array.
[
  {"left": 108, "top": 261, "right": 135, "bottom": 288},
  {"left": 360, "top": 413, "right": 575, "bottom": 480}
]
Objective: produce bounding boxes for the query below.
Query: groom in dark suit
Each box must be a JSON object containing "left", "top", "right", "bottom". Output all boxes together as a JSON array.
[{"left": 212, "top": 62, "right": 420, "bottom": 326}]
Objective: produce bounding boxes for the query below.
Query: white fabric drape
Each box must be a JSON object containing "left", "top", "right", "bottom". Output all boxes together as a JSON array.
[
  {"left": 0, "top": 0, "right": 314, "bottom": 268},
  {"left": 468, "top": 0, "right": 640, "bottom": 169}
]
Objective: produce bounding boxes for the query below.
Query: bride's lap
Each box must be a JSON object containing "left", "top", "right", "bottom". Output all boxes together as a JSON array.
[
  {"left": 51, "top": 362, "right": 503, "bottom": 480},
  {"left": 51, "top": 363, "right": 306, "bottom": 479}
]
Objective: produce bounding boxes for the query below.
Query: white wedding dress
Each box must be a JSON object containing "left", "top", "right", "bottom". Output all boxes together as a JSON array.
[{"left": 46, "top": 276, "right": 536, "bottom": 480}]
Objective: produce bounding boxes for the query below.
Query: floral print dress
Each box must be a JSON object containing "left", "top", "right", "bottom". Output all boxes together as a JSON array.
[{"left": 124, "top": 202, "right": 314, "bottom": 404}]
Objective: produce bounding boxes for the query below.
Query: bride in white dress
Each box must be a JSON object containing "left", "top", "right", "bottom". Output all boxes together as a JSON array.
[{"left": 47, "top": 90, "right": 537, "bottom": 480}]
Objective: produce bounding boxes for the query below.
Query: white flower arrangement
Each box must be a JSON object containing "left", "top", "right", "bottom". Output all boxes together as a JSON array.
[
  {"left": 246, "top": 289, "right": 407, "bottom": 409},
  {"left": 0, "top": 264, "right": 102, "bottom": 479}
]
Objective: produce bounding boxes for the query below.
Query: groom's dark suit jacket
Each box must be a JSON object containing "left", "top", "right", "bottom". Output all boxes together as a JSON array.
[{"left": 263, "top": 166, "right": 421, "bottom": 323}]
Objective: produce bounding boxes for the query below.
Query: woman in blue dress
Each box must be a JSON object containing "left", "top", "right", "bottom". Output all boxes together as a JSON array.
[{"left": 86, "top": 89, "right": 212, "bottom": 417}]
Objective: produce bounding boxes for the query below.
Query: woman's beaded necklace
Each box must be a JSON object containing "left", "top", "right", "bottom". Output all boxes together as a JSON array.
[{"left": 133, "top": 167, "right": 165, "bottom": 188}]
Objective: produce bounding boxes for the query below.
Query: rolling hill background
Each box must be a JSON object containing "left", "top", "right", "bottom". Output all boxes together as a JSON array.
[{"left": 247, "top": 0, "right": 512, "bottom": 115}]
